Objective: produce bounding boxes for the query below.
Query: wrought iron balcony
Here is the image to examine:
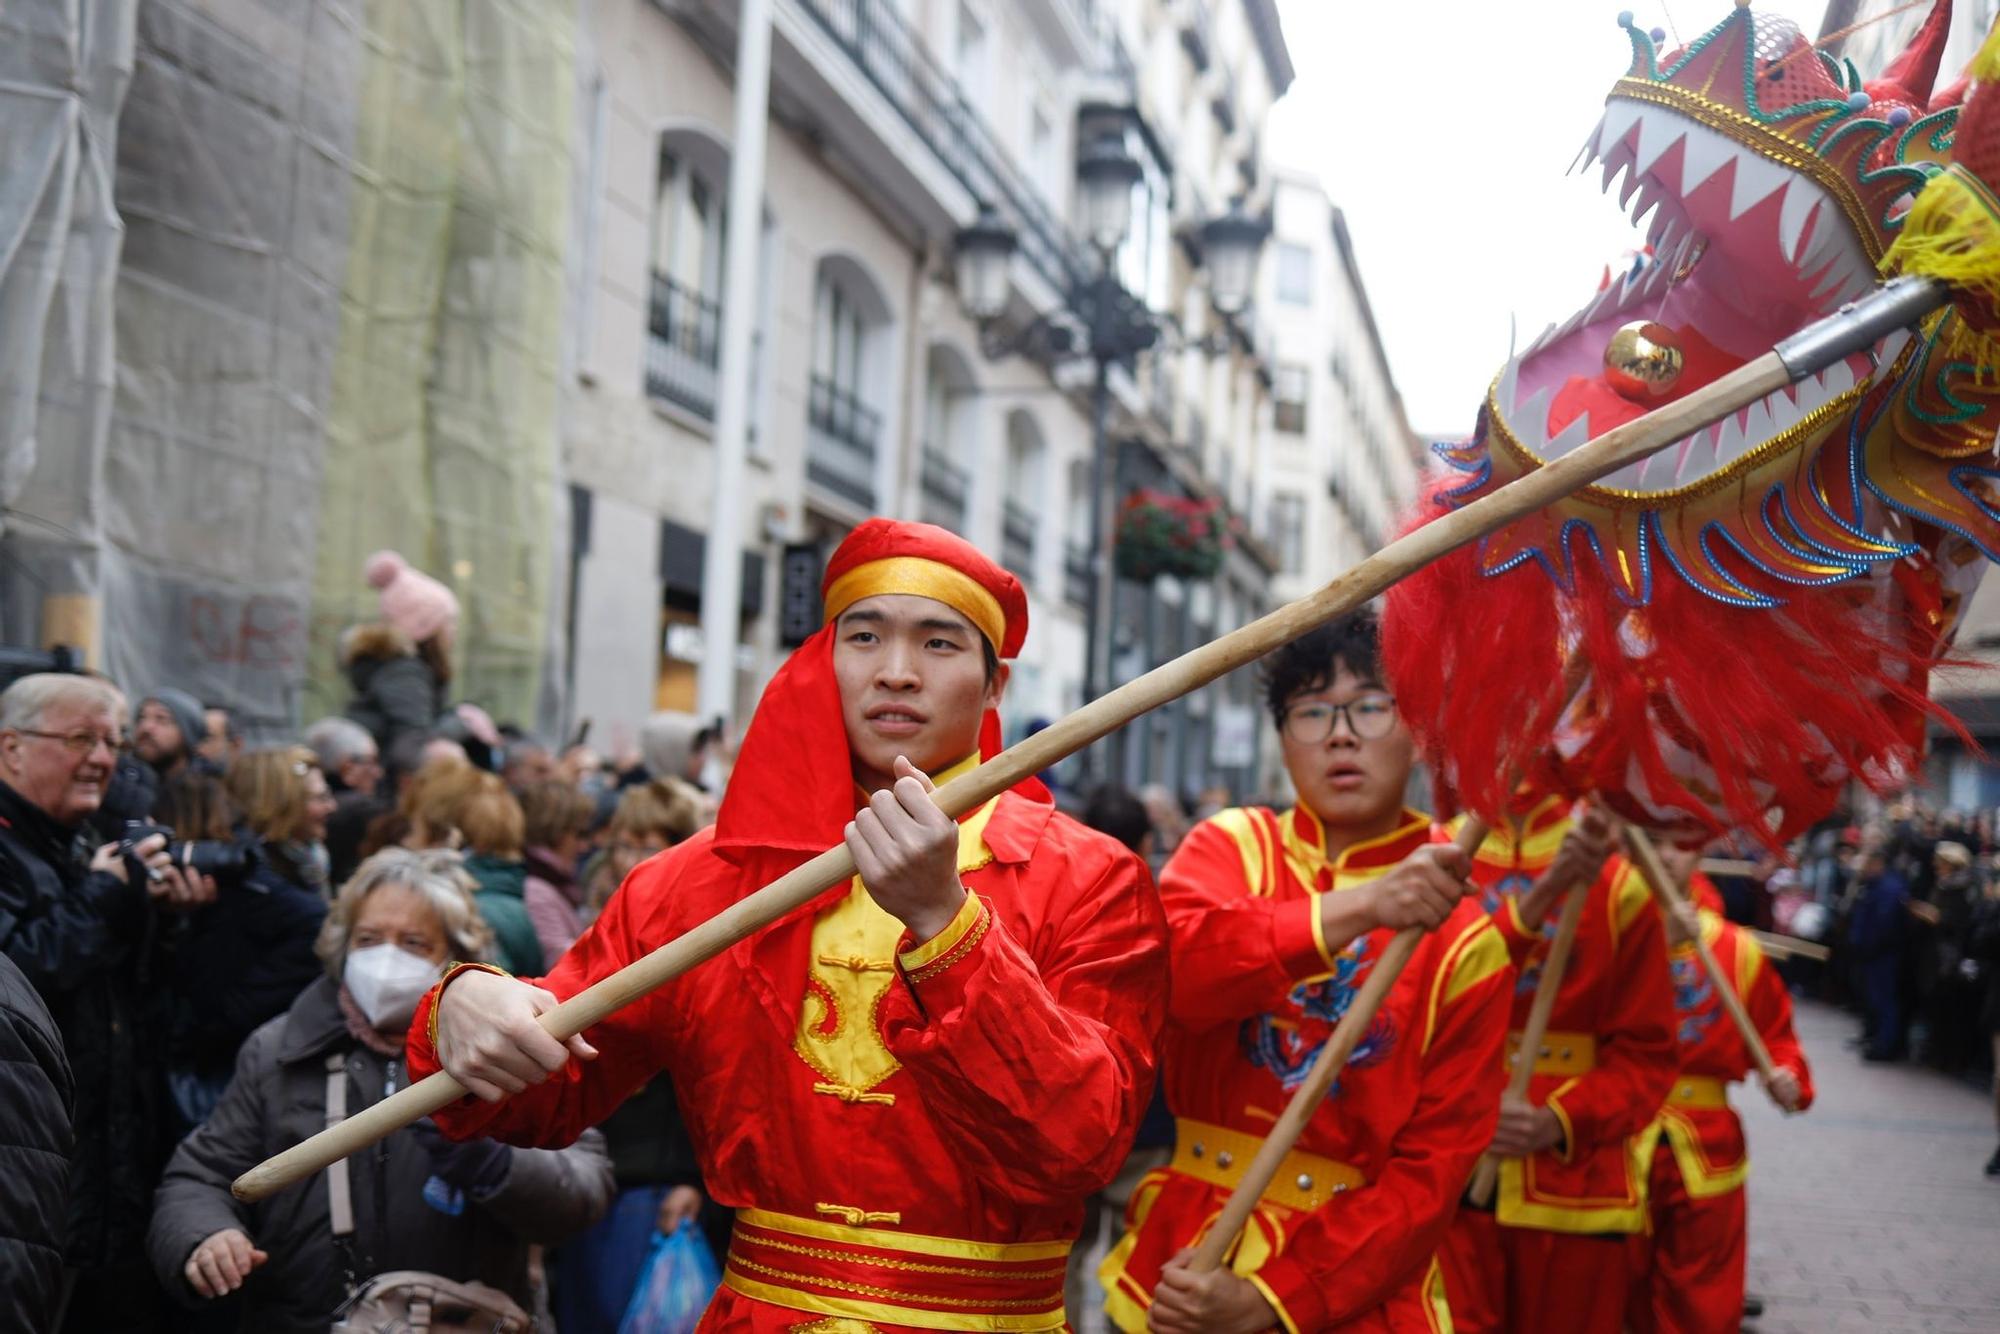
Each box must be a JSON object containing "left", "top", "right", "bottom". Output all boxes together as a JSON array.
[
  {"left": 1064, "top": 541, "right": 1092, "bottom": 609},
  {"left": 807, "top": 374, "right": 882, "bottom": 510},
  {"left": 1002, "top": 499, "right": 1037, "bottom": 583},
  {"left": 918, "top": 448, "right": 970, "bottom": 531},
  {"left": 645, "top": 272, "right": 722, "bottom": 419},
  {"left": 796, "top": 0, "right": 1091, "bottom": 294}
]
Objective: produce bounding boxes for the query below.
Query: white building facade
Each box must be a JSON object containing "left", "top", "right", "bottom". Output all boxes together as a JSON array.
[{"left": 560, "top": 0, "right": 1299, "bottom": 798}]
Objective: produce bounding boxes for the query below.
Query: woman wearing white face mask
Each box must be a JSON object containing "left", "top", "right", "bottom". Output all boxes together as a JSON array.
[{"left": 146, "top": 848, "right": 615, "bottom": 1332}]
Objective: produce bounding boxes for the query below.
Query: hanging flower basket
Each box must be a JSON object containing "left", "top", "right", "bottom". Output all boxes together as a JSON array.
[{"left": 1114, "top": 489, "right": 1229, "bottom": 582}]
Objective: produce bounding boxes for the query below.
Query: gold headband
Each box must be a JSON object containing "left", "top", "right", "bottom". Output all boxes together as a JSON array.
[{"left": 823, "top": 557, "right": 1007, "bottom": 653}]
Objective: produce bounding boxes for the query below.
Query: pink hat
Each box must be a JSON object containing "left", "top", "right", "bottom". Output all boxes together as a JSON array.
[{"left": 363, "top": 550, "right": 459, "bottom": 644}]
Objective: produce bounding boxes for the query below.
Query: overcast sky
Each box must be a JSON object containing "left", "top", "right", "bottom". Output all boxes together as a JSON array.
[{"left": 1267, "top": 0, "right": 1834, "bottom": 437}]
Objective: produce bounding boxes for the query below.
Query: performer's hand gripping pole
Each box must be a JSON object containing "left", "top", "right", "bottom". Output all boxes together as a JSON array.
[
  {"left": 234, "top": 278, "right": 1941, "bottom": 1204},
  {"left": 1183, "top": 816, "right": 1492, "bottom": 1274},
  {"left": 1463, "top": 850, "right": 1591, "bottom": 1209},
  {"left": 1621, "top": 825, "right": 1779, "bottom": 1084}
]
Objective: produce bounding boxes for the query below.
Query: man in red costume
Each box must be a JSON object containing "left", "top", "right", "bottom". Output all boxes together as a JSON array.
[
  {"left": 1439, "top": 800, "right": 1678, "bottom": 1332},
  {"left": 1626, "top": 852, "right": 1813, "bottom": 1334},
  {"left": 407, "top": 519, "right": 1170, "bottom": 1331},
  {"left": 1100, "top": 613, "right": 1514, "bottom": 1333}
]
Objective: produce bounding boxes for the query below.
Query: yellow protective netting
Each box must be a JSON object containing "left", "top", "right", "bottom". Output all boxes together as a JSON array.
[{"left": 305, "top": 0, "right": 573, "bottom": 728}]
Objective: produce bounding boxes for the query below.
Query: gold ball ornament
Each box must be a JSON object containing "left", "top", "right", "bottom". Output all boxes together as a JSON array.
[{"left": 1603, "top": 320, "right": 1685, "bottom": 400}]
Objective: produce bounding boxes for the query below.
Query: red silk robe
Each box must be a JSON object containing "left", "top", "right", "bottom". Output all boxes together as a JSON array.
[
  {"left": 1439, "top": 802, "right": 1679, "bottom": 1334},
  {"left": 1627, "top": 895, "right": 1815, "bottom": 1334},
  {"left": 1101, "top": 805, "right": 1512, "bottom": 1333},
  {"left": 408, "top": 777, "right": 1168, "bottom": 1333}
]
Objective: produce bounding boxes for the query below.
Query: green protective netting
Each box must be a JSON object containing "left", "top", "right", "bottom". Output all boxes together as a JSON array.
[{"left": 306, "top": 0, "right": 574, "bottom": 729}]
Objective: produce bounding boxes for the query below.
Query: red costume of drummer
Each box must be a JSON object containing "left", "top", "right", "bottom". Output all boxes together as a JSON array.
[
  {"left": 1626, "top": 865, "right": 1813, "bottom": 1334},
  {"left": 408, "top": 519, "right": 1170, "bottom": 1331},
  {"left": 1439, "top": 799, "right": 1679, "bottom": 1333}
]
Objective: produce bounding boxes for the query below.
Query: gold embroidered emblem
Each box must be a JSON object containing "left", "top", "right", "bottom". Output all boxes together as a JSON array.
[
  {"left": 791, "top": 786, "right": 1001, "bottom": 1105},
  {"left": 794, "top": 880, "right": 906, "bottom": 1103}
]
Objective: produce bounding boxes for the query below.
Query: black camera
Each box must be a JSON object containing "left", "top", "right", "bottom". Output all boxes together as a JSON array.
[{"left": 119, "top": 821, "right": 261, "bottom": 887}]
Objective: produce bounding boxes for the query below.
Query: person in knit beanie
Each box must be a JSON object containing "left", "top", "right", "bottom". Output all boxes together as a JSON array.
[
  {"left": 339, "top": 552, "right": 461, "bottom": 755},
  {"left": 363, "top": 551, "right": 459, "bottom": 651}
]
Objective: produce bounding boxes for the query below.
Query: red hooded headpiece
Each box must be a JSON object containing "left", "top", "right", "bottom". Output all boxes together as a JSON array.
[{"left": 713, "top": 519, "right": 1046, "bottom": 881}]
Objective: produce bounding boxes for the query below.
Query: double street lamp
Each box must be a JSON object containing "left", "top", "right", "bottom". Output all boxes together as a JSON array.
[{"left": 953, "top": 131, "right": 1266, "bottom": 780}]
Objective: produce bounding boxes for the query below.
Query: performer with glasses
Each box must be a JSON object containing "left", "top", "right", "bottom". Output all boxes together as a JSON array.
[{"left": 1099, "top": 611, "right": 1513, "bottom": 1333}]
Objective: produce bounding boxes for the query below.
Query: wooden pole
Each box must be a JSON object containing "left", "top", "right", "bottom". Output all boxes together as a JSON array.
[
  {"left": 1621, "top": 826, "right": 1779, "bottom": 1082},
  {"left": 1748, "top": 929, "right": 1829, "bottom": 963},
  {"left": 1464, "top": 866, "right": 1589, "bottom": 1208},
  {"left": 1183, "top": 817, "right": 1491, "bottom": 1274},
  {"left": 234, "top": 350, "right": 1806, "bottom": 1204}
]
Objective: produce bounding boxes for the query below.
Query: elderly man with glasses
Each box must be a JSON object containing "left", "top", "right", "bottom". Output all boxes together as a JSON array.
[{"left": 0, "top": 672, "right": 213, "bottom": 1332}]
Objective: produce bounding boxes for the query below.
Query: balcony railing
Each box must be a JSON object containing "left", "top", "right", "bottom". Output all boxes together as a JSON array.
[
  {"left": 646, "top": 272, "right": 722, "bottom": 419},
  {"left": 807, "top": 374, "right": 881, "bottom": 510},
  {"left": 796, "top": 0, "right": 1092, "bottom": 293},
  {"left": 918, "top": 448, "right": 969, "bottom": 531},
  {"left": 1064, "top": 541, "right": 1092, "bottom": 609},
  {"left": 1002, "top": 499, "right": 1037, "bottom": 583}
]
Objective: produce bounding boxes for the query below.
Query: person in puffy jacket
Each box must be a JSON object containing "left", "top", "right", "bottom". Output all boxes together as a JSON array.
[
  {"left": 341, "top": 550, "right": 458, "bottom": 756},
  {"left": 148, "top": 847, "right": 613, "bottom": 1331},
  {"left": 0, "top": 947, "right": 73, "bottom": 1331}
]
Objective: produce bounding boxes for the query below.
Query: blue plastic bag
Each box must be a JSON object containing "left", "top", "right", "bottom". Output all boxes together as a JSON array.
[{"left": 616, "top": 1220, "right": 720, "bottom": 1334}]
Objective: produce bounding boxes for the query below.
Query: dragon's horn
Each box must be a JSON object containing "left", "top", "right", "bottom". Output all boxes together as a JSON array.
[{"left": 1870, "top": 0, "right": 1953, "bottom": 106}]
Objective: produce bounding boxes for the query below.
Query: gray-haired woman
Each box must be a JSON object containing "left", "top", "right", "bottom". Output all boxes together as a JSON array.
[{"left": 147, "top": 848, "right": 614, "bottom": 1332}]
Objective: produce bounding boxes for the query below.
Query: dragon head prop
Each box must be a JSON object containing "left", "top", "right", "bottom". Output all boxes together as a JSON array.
[{"left": 1383, "top": 2, "right": 2000, "bottom": 845}]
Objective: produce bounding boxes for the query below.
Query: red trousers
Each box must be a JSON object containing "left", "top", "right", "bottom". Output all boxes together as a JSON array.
[
  {"left": 1624, "top": 1146, "right": 1746, "bottom": 1334},
  {"left": 1439, "top": 1208, "right": 1630, "bottom": 1333}
]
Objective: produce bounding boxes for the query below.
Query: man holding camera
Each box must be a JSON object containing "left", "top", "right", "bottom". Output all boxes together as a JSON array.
[{"left": 0, "top": 673, "right": 213, "bottom": 1331}]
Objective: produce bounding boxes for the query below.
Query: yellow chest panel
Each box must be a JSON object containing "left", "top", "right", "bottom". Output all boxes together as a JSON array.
[{"left": 791, "top": 794, "right": 1001, "bottom": 1106}]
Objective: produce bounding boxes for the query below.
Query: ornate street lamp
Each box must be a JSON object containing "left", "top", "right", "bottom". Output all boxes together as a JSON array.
[
  {"left": 1199, "top": 199, "right": 1269, "bottom": 316},
  {"left": 1075, "top": 133, "right": 1143, "bottom": 256},
  {"left": 953, "top": 203, "right": 1018, "bottom": 324}
]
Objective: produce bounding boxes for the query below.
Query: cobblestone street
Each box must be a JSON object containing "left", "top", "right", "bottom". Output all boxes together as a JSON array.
[{"left": 1744, "top": 1000, "right": 2000, "bottom": 1333}]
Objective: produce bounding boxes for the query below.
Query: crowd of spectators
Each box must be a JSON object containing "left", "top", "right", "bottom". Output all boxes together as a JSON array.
[
  {"left": 1710, "top": 797, "right": 2000, "bottom": 1177},
  {"left": 0, "top": 550, "right": 724, "bottom": 1332}
]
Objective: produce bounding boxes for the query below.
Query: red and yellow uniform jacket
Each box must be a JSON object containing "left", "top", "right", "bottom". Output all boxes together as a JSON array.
[
  {"left": 1459, "top": 803, "right": 1678, "bottom": 1234},
  {"left": 1102, "top": 805, "right": 1513, "bottom": 1333},
  {"left": 1647, "top": 897, "right": 1815, "bottom": 1196},
  {"left": 408, "top": 759, "right": 1169, "bottom": 1333}
]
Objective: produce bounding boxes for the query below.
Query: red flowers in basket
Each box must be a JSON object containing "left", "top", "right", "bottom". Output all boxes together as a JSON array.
[{"left": 1114, "top": 489, "right": 1229, "bottom": 581}]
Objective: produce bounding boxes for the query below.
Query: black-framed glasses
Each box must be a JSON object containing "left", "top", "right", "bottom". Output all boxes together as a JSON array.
[
  {"left": 14, "top": 728, "right": 127, "bottom": 757},
  {"left": 1281, "top": 695, "right": 1398, "bottom": 745}
]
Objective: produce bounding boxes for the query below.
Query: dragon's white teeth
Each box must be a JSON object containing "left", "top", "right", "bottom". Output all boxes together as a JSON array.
[
  {"left": 1600, "top": 100, "right": 1643, "bottom": 156},
  {"left": 1777, "top": 178, "right": 1822, "bottom": 265},
  {"left": 1633, "top": 112, "right": 1683, "bottom": 178},
  {"left": 1740, "top": 399, "right": 1774, "bottom": 449},
  {"left": 1767, "top": 386, "right": 1804, "bottom": 434},
  {"left": 1601, "top": 153, "right": 1629, "bottom": 194},
  {"left": 1804, "top": 257, "right": 1845, "bottom": 302},
  {"left": 1673, "top": 432, "right": 1701, "bottom": 484},
  {"left": 1513, "top": 386, "right": 1554, "bottom": 447},
  {"left": 1728, "top": 152, "right": 1790, "bottom": 220},
  {"left": 1633, "top": 181, "right": 1663, "bottom": 229},
  {"left": 1522, "top": 321, "right": 1560, "bottom": 357},
  {"left": 1819, "top": 358, "right": 1855, "bottom": 398},
  {"left": 1572, "top": 116, "right": 1607, "bottom": 174},
  {"left": 1619, "top": 166, "right": 1643, "bottom": 210},
  {"left": 1680, "top": 126, "right": 1736, "bottom": 195},
  {"left": 1496, "top": 358, "right": 1520, "bottom": 410},
  {"left": 1836, "top": 274, "right": 1875, "bottom": 305},
  {"left": 1712, "top": 411, "right": 1744, "bottom": 466},
  {"left": 1548, "top": 411, "right": 1591, "bottom": 459}
]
